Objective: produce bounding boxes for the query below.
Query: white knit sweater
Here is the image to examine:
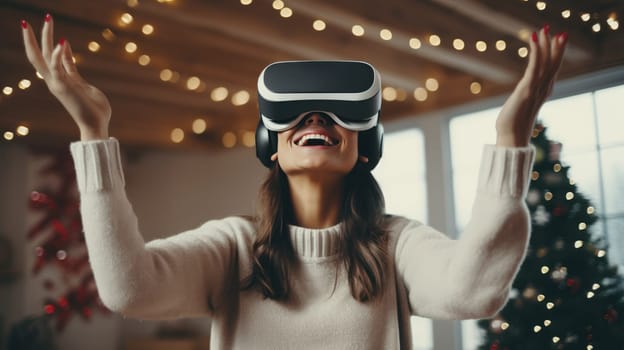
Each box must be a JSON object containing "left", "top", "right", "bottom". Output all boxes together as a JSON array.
[{"left": 70, "top": 138, "right": 534, "bottom": 350}]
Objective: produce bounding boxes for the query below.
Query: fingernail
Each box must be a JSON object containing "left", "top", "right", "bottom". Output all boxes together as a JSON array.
[
  {"left": 560, "top": 32, "right": 568, "bottom": 43},
  {"left": 531, "top": 31, "right": 538, "bottom": 42},
  {"left": 45, "top": 13, "right": 52, "bottom": 22},
  {"left": 59, "top": 38, "right": 66, "bottom": 46},
  {"left": 21, "top": 20, "right": 28, "bottom": 29},
  {"left": 543, "top": 24, "right": 550, "bottom": 35}
]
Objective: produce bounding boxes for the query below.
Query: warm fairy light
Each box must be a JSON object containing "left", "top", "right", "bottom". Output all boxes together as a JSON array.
[
  {"left": 592, "top": 283, "right": 601, "bottom": 290},
  {"left": 561, "top": 10, "right": 571, "bottom": 19},
  {"left": 566, "top": 192, "right": 574, "bottom": 200},
  {"left": 578, "top": 222, "right": 587, "bottom": 230},
  {"left": 242, "top": 131, "right": 255, "bottom": 147},
  {"left": 192, "top": 118, "right": 207, "bottom": 134},
  {"left": 102, "top": 28, "right": 116, "bottom": 41},
  {"left": 597, "top": 250, "right": 606, "bottom": 257},
  {"left": 125, "top": 42, "right": 138, "bottom": 53},
  {"left": 588, "top": 345, "right": 594, "bottom": 350},
  {"left": 413, "top": 87, "right": 428, "bottom": 101},
  {"left": 544, "top": 191, "right": 553, "bottom": 201},
  {"left": 531, "top": 171, "right": 539, "bottom": 180},
  {"left": 380, "top": 29, "right": 392, "bottom": 40},
  {"left": 313, "top": 20, "right": 326, "bottom": 31},
  {"left": 429, "top": 34, "right": 441, "bottom": 46},
  {"left": 553, "top": 163, "right": 561, "bottom": 172},
  {"left": 142, "top": 24, "right": 154, "bottom": 35},
  {"left": 581, "top": 13, "right": 591, "bottom": 22},
  {"left": 231, "top": 90, "right": 250, "bottom": 106},
  {"left": 425, "top": 78, "right": 439, "bottom": 91},
  {"left": 36, "top": 71, "right": 44, "bottom": 79},
  {"left": 272, "top": 0, "right": 284, "bottom": 10},
  {"left": 495, "top": 40, "right": 506, "bottom": 51},
  {"left": 569, "top": 178, "right": 576, "bottom": 185},
  {"left": 587, "top": 291, "right": 595, "bottom": 298},
  {"left": 3, "top": 131, "right": 14, "bottom": 141},
  {"left": 18, "top": 79, "right": 31, "bottom": 90},
  {"left": 574, "top": 240, "right": 584, "bottom": 248},
  {"left": 186, "top": 76, "right": 201, "bottom": 90},
  {"left": 16, "top": 125, "right": 29, "bottom": 136},
  {"left": 518, "top": 47, "right": 528, "bottom": 58},
  {"left": 409, "top": 38, "right": 422, "bottom": 49},
  {"left": 608, "top": 15, "right": 619, "bottom": 30},
  {"left": 88, "top": 41, "right": 101, "bottom": 52},
  {"left": 222, "top": 131, "right": 237, "bottom": 148},
  {"left": 553, "top": 337, "right": 560, "bottom": 344},
  {"left": 127, "top": 0, "right": 139, "bottom": 7},
  {"left": 592, "top": 23, "right": 601, "bottom": 32},
  {"left": 546, "top": 302, "right": 554, "bottom": 309},
  {"left": 540, "top": 266, "right": 550, "bottom": 274},
  {"left": 171, "top": 128, "right": 184, "bottom": 143},
  {"left": 120, "top": 13, "right": 134, "bottom": 25},
  {"left": 536, "top": 1, "right": 546, "bottom": 11},
  {"left": 544, "top": 320, "right": 551, "bottom": 327},
  {"left": 476, "top": 41, "right": 487, "bottom": 52},
  {"left": 160, "top": 69, "right": 173, "bottom": 81},
  {"left": 211, "top": 87, "right": 229, "bottom": 101},
  {"left": 470, "top": 82, "right": 482, "bottom": 94},
  {"left": 280, "top": 7, "right": 293, "bottom": 18},
  {"left": 533, "top": 325, "right": 542, "bottom": 333},
  {"left": 382, "top": 87, "right": 397, "bottom": 101},
  {"left": 501, "top": 322, "right": 510, "bottom": 330},
  {"left": 352, "top": 25, "right": 365, "bottom": 37},
  {"left": 240, "top": 0, "right": 252, "bottom": 5},
  {"left": 2, "top": 86, "right": 13, "bottom": 96},
  {"left": 587, "top": 206, "right": 595, "bottom": 214},
  {"left": 537, "top": 294, "right": 545, "bottom": 302},
  {"left": 453, "top": 38, "right": 465, "bottom": 50},
  {"left": 138, "top": 54, "right": 150, "bottom": 66}
]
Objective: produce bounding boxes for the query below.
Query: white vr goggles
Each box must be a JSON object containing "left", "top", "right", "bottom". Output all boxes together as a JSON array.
[{"left": 257, "top": 60, "right": 382, "bottom": 132}]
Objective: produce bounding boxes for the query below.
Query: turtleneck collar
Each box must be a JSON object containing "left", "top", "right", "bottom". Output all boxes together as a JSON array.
[{"left": 288, "top": 223, "right": 343, "bottom": 258}]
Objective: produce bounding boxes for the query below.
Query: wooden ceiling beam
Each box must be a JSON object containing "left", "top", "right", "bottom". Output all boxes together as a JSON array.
[
  {"left": 287, "top": 0, "right": 519, "bottom": 84},
  {"left": 433, "top": 0, "right": 594, "bottom": 63}
]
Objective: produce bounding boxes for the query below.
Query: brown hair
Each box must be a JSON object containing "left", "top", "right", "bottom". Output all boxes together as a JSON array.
[{"left": 243, "top": 162, "right": 388, "bottom": 302}]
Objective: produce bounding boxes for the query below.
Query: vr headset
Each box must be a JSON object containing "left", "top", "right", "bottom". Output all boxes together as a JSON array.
[{"left": 255, "top": 60, "right": 384, "bottom": 170}]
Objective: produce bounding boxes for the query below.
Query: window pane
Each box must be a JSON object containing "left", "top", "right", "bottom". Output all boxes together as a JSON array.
[
  {"left": 595, "top": 85, "right": 624, "bottom": 146},
  {"left": 461, "top": 320, "right": 482, "bottom": 350},
  {"left": 373, "top": 129, "right": 427, "bottom": 222},
  {"left": 606, "top": 218, "right": 624, "bottom": 267},
  {"left": 601, "top": 146, "right": 624, "bottom": 216},
  {"left": 411, "top": 316, "right": 434, "bottom": 350},
  {"left": 538, "top": 93, "right": 596, "bottom": 155}
]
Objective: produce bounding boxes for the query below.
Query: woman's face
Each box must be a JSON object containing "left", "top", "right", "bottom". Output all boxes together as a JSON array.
[{"left": 275, "top": 112, "right": 358, "bottom": 177}]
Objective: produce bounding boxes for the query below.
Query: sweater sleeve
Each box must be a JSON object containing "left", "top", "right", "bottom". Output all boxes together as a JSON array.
[
  {"left": 70, "top": 138, "right": 248, "bottom": 320},
  {"left": 394, "top": 145, "right": 535, "bottom": 320}
]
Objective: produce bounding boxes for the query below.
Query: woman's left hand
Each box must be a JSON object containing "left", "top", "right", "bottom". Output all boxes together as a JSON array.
[{"left": 496, "top": 25, "right": 568, "bottom": 147}]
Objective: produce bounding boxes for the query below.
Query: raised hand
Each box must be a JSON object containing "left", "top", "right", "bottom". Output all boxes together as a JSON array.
[
  {"left": 22, "top": 14, "right": 111, "bottom": 141},
  {"left": 496, "top": 25, "right": 567, "bottom": 147}
]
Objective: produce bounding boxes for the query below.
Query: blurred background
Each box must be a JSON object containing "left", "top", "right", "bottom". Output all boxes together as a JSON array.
[{"left": 1, "top": 0, "right": 623, "bottom": 349}]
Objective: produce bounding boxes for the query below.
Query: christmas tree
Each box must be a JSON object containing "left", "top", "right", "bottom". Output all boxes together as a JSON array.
[
  {"left": 26, "top": 150, "right": 108, "bottom": 332},
  {"left": 478, "top": 125, "right": 624, "bottom": 350}
]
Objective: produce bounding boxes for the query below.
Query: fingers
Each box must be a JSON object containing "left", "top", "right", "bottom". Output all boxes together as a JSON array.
[
  {"left": 22, "top": 20, "right": 50, "bottom": 78},
  {"left": 41, "top": 14, "right": 54, "bottom": 63},
  {"left": 62, "top": 40, "right": 80, "bottom": 78},
  {"left": 538, "top": 25, "right": 551, "bottom": 79},
  {"left": 50, "top": 41, "right": 67, "bottom": 82}
]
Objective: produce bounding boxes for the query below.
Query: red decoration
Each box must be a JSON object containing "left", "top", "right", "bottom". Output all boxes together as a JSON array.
[
  {"left": 566, "top": 277, "right": 581, "bottom": 293},
  {"left": 27, "top": 150, "right": 108, "bottom": 332},
  {"left": 604, "top": 308, "right": 618, "bottom": 324},
  {"left": 553, "top": 205, "right": 568, "bottom": 217}
]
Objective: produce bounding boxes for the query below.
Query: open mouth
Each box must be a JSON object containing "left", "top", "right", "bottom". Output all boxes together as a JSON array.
[{"left": 294, "top": 133, "right": 339, "bottom": 147}]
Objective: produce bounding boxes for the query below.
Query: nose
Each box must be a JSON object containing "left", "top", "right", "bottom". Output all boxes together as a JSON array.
[{"left": 304, "top": 112, "right": 330, "bottom": 126}]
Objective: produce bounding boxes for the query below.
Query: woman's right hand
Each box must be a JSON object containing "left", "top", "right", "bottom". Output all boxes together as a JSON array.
[{"left": 22, "top": 14, "right": 111, "bottom": 141}]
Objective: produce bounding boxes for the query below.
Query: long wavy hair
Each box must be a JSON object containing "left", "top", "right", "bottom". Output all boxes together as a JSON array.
[{"left": 243, "top": 162, "right": 388, "bottom": 302}]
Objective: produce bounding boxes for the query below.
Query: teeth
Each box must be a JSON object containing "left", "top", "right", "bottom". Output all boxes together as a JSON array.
[{"left": 297, "top": 133, "right": 334, "bottom": 146}]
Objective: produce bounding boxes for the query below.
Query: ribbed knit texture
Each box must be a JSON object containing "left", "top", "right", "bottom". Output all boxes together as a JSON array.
[{"left": 70, "top": 138, "right": 534, "bottom": 350}]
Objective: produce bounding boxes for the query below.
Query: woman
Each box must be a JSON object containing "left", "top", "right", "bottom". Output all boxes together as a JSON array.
[{"left": 22, "top": 16, "right": 566, "bottom": 349}]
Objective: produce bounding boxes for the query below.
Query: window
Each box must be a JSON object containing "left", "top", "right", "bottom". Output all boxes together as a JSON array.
[
  {"left": 449, "top": 84, "right": 624, "bottom": 349},
  {"left": 372, "top": 128, "right": 433, "bottom": 350}
]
